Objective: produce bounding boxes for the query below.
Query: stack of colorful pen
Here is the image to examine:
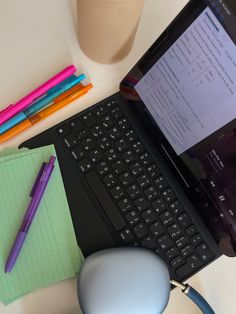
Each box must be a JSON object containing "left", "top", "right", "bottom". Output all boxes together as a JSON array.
[{"left": 0, "top": 65, "right": 93, "bottom": 143}]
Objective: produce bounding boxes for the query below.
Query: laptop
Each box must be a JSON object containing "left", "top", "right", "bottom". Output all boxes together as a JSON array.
[{"left": 20, "top": 0, "right": 236, "bottom": 282}]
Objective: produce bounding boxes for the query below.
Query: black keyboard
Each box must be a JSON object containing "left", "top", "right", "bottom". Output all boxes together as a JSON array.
[{"left": 56, "top": 97, "right": 214, "bottom": 280}]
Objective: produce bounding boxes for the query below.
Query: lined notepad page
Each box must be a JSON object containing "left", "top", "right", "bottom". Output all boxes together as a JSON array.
[{"left": 0, "top": 145, "right": 83, "bottom": 302}]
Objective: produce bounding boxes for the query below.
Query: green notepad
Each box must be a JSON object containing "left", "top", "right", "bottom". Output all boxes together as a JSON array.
[{"left": 0, "top": 145, "right": 84, "bottom": 303}]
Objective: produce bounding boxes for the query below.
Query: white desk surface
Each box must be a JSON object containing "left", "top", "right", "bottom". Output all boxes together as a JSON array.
[{"left": 0, "top": 0, "right": 235, "bottom": 313}]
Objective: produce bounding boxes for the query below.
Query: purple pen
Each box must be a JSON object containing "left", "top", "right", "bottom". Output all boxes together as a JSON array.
[{"left": 4, "top": 155, "right": 56, "bottom": 273}]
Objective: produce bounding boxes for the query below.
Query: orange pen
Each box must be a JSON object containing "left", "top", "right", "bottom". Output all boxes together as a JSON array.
[
  {"left": 0, "top": 83, "right": 93, "bottom": 144},
  {"left": 54, "top": 83, "right": 84, "bottom": 102}
]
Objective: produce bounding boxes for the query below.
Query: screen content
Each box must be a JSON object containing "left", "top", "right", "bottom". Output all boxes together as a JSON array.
[
  {"left": 120, "top": 2, "right": 236, "bottom": 255},
  {"left": 135, "top": 7, "right": 236, "bottom": 155}
]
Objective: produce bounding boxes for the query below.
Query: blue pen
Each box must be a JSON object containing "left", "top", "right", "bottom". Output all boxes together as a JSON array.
[
  {"left": 47, "top": 75, "right": 77, "bottom": 94},
  {"left": 0, "top": 74, "right": 86, "bottom": 134}
]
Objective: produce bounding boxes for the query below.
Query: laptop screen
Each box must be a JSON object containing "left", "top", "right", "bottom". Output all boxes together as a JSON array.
[{"left": 120, "top": 0, "right": 236, "bottom": 255}]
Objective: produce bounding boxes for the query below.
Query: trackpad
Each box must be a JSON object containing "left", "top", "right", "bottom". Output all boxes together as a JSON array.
[{"left": 66, "top": 180, "right": 117, "bottom": 257}]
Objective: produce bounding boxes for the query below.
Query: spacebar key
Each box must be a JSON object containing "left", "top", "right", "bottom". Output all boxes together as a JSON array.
[{"left": 85, "top": 171, "right": 126, "bottom": 231}]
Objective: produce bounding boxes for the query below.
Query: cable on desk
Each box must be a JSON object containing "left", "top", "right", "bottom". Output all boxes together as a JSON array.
[{"left": 170, "top": 280, "right": 215, "bottom": 314}]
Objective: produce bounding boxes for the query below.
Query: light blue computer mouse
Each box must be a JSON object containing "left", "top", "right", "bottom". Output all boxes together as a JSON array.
[{"left": 77, "top": 247, "right": 170, "bottom": 314}]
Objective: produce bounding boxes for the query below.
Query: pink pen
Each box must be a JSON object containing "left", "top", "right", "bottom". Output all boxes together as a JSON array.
[{"left": 0, "top": 65, "right": 76, "bottom": 125}]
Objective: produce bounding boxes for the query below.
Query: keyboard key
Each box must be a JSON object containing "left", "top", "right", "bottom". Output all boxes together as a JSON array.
[
  {"left": 117, "top": 117, "right": 131, "bottom": 131},
  {"left": 176, "top": 254, "right": 201, "bottom": 279},
  {"left": 82, "top": 137, "right": 96, "bottom": 151},
  {"left": 63, "top": 134, "right": 78, "bottom": 149},
  {"left": 175, "top": 236, "right": 189, "bottom": 249},
  {"left": 119, "top": 172, "right": 134, "bottom": 186},
  {"left": 137, "top": 174, "right": 151, "bottom": 189},
  {"left": 110, "top": 106, "right": 123, "bottom": 120},
  {"left": 142, "top": 210, "right": 156, "bottom": 224},
  {"left": 152, "top": 198, "right": 167, "bottom": 214},
  {"left": 185, "top": 225, "right": 197, "bottom": 237},
  {"left": 149, "top": 222, "right": 164, "bottom": 237},
  {"left": 71, "top": 146, "right": 84, "bottom": 160},
  {"left": 93, "top": 105, "right": 107, "bottom": 118},
  {"left": 96, "top": 161, "right": 109, "bottom": 176},
  {"left": 141, "top": 236, "right": 156, "bottom": 249},
  {"left": 144, "top": 186, "right": 159, "bottom": 201},
  {"left": 125, "top": 210, "right": 140, "bottom": 226},
  {"left": 85, "top": 171, "right": 126, "bottom": 231},
  {"left": 57, "top": 125, "right": 70, "bottom": 137},
  {"left": 196, "top": 243, "right": 214, "bottom": 262},
  {"left": 109, "top": 127, "right": 121, "bottom": 141},
  {"left": 133, "top": 223, "right": 148, "bottom": 239},
  {"left": 127, "top": 184, "right": 141, "bottom": 199},
  {"left": 89, "top": 149, "right": 103, "bottom": 163},
  {"left": 134, "top": 196, "right": 149, "bottom": 211},
  {"left": 159, "top": 211, "right": 174, "bottom": 226},
  {"left": 118, "top": 198, "right": 132, "bottom": 213},
  {"left": 81, "top": 112, "right": 97, "bottom": 127},
  {"left": 177, "top": 213, "right": 192, "bottom": 228},
  {"left": 110, "top": 185, "right": 125, "bottom": 200},
  {"left": 191, "top": 234, "right": 203, "bottom": 246},
  {"left": 165, "top": 247, "right": 179, "bottom": 260},
  {"left": 104, "top": 148, "right": 118, "bottom": 162},
  {"left": 146, "top": 163, "right": 161, "bottom": 178},
  {"left": 70, "top": 118, "right": 84, "bottom": 132},
  {"left": 132, "top": 140, "right": 145, "bottom": 154},
  {"left": 91, "top": 125, "right": 104, "bottom": 138},
  {"left": 120, "top": 228, "right": 135, "bottom": 244},
  {"left": 188, "top": 254, "right": 201, "bottom": 268},
  {"left": 98, "top": 136, "right": 111, "bottom": 150},
  {"left": 154, "top": 176, "right": 169, "bottom": 191},
  {"left": 154, "top": 248, "right": 161, "bottom": 255},
  {"left": 122, "top": 150, "right": 136, "bottom": 164},
  {"left": 77, "top": 129, "right": 88, "bottom": 141},
  {"left": 112, "top": 160, "right": 126, "bottom": 175},
  {"left": 139, "top": 152, "right": 153, "bottom": 166},
  {"left": 78, "top": 159, "right": 92, "bottom": 173},
  {"left": 129, "top": 162, "right": 143, "bottom": 176},
  {"left": 114, "top": 138, "right": 129, "bottom": 153},
  {"left": 129, "top": 241, "right": 140, "bottom": 248},
  {"left": 162, "top": 188, "right": 176, "bottom": 203},
  {"left": 101, "top": 116, "right": 114, "bottom": 129},
  {"left": 106, "top": 98, "right": 118, "bottom": 109},
  {"left": 171, "top": 256, "right": 185, "bottom": 269},
  {"left": 157, "top": 235, "right": 173, "bottom": 251},
  {"left": 169, "top": 200, "right": 184, "bottom": 216},
  {"left": 181, "top": 245, "right": 194, "bottom": 258},
  {"left": 167, "top": 224, "right": 183, "bottom": 239},
  {"left": 125, "top": 129, "right": 137, "bottom": 143},
  {"left": 103, "top": 173, "right": 116, "bottom": 188}
]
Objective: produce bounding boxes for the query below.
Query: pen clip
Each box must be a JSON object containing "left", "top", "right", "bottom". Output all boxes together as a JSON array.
[
  {"left": 47, "top": 75, "right": 77, "bottom": 95},
  {"left": 30, "top": 162, "right": 47, "bottom": 197}
]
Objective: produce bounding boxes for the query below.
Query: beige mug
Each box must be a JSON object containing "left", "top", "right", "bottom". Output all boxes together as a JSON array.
[{"left": 77, "top": 0, "right": 145, "bottom": 64}]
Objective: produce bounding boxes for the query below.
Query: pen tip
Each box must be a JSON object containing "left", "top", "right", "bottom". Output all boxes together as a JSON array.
[{"left": 4, "top": 262, "right": 13, "bottom": 273}]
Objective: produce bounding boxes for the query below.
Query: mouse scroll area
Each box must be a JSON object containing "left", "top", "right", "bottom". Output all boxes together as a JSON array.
[{"left": 77, "top": 247, "right": 170, "bottom": 314}]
